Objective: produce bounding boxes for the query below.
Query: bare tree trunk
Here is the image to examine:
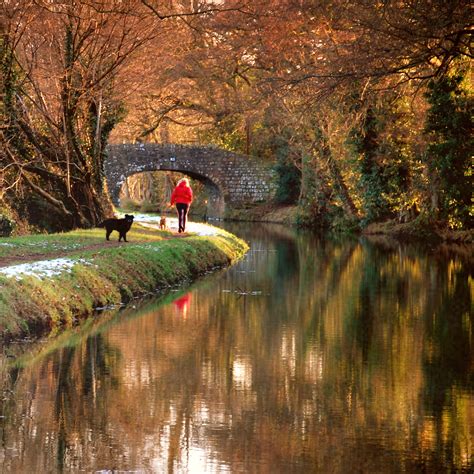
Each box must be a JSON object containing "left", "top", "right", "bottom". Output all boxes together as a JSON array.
[
  {"left": 326, "top": 155, "right": 359, "bottom": 218},
  {"left": 122, "top": 176, "right": 131, "bottom": 200},
  {"left": 312, "top": 136, "right": 359, "bottom": 219},
  {"left": 428, "top": 172, "right": 440, "bottom": 221}
]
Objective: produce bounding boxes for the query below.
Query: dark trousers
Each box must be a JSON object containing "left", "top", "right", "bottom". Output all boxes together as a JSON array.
[{"left": 176, "top": 203, "right": 189, "bottom": 232}]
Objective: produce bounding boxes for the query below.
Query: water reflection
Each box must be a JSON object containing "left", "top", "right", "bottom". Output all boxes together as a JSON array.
[
  {"left": 0, "top": 224, "right": 472, "bottom": 472},
  {"left": 173, "top": 293, "right": 192, "bottom": 318}
]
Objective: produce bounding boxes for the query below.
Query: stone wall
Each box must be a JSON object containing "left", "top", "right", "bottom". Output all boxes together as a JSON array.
[{"left": 105, "top": 144, "right": 277, "bottom": 217}]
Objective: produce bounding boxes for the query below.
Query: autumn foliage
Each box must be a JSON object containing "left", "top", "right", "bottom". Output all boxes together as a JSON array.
[{"left": 1, "top": 0, "right": 472, "bottom": 232}]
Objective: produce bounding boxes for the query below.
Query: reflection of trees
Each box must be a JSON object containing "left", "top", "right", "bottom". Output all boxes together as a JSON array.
[
  {"left": 422, "top": 259, "right": 473, "bottom": 471},
  {"left": 54, "top": 346, "right": 75, "bottom": 472},
  {"left": 0, "top": 231, "right": 472, "bottom": 472},
  {"left": 0, "top": 333, "right": 123, "bottom": 472}
]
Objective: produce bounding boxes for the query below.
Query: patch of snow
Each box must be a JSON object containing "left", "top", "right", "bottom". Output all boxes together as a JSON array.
[
  {"left": 0, "top": 258, "right": 91, "bottom": 280},
  {"left": 128, "top": 213, "right": 165, "bottom": 223},
  {"left": 0, "top": 216, "right": 227, "bottom": 281},
  {"left": 185, "top": 222, "right": 222, "bottom": 236},
  {"left": 4, "top": 241, "right": 81, "bottom": 251},
  {"left": 134, "top": 244, "right": 162, "bottom": 252}
]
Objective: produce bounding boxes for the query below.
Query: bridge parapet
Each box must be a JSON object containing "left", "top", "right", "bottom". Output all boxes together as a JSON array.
[{"left": 105, "top": 144, "right": 276, "bottom": 217}]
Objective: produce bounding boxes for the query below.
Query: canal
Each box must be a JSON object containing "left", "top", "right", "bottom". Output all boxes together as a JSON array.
[{"left": 0, "top": 222, "right": 472, "bottom": 472}]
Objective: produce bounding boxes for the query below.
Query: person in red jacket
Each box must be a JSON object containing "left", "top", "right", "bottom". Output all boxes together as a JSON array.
[{"left": 170, "top": 178, "right": 193, "bottom": 233}]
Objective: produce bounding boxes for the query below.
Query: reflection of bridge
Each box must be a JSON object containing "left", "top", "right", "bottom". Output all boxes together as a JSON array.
[{"left": 105, "top": 144, "right": 277, "bottom": 217}]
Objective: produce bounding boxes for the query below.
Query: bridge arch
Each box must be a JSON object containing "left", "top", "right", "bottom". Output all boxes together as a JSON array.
[{"left": 105, "top": 144, "right": 276, "bottom": 218}]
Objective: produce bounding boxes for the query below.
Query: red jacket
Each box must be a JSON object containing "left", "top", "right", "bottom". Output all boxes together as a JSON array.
[{"left": 170, "top": 181, "right": 193, "bottom": 205}]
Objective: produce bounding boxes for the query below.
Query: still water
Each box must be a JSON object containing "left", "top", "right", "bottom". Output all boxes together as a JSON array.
[{"left": 0, "top": 223, "right": 472, "bottom": 473}]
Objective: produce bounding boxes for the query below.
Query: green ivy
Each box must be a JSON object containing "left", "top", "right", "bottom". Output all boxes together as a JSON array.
[
  {"left": 272, "top": 134, "right": 301, "bottom": 204},
  {"left": 296, "top": 155, "right": 331, "bottom": 228},
  {"left": 348, "top": 107, "right": 391, "bottom": 225},
  {"left": 424, "top": 68, "right": 473, "bottom": 228}
]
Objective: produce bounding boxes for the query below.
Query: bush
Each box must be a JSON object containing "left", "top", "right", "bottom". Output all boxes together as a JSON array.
[
  {"left": 0, "top": 215, "right": 14, "bottom": 237},
  {"left": 139, "top": 200, "right": 158, "bottom": 213},
  {"left": 119, "top": 198, "right": 141, "bottom": 211}
]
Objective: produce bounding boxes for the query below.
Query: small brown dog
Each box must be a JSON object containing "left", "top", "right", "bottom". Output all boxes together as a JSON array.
[{"left": 159, "top": 216, "right": 167, "bottom": 230}]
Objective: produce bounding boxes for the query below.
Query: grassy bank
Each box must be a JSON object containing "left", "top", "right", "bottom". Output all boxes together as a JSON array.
[
  {"left": 225, "top": 203, "right": 473, "bottom": 244},
  {"left": 224, "top": 203, "right": 298, "bottom": 224},
  {"left": 0, "top": 223, "right": 248, "bottom": 339},
  {"left": 363, "top": 218, "right": 474, "bottom": 243}
]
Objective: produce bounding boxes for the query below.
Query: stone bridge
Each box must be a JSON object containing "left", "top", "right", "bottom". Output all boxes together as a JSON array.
[{"left": 105, "top": 144, "right": 277, "bottom": 217}]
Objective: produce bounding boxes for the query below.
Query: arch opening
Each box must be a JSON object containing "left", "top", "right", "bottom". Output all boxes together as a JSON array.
[{"left": 116, "top": 169, "right": 225, "bottom": 219}]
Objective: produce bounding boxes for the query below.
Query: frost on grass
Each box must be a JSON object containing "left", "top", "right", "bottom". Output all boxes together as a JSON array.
[
  {"left": 0, "top": 258, "right": 91, "bottom": 280},
  {"left": 1, "top": 241, "right": 82, "bottom": 251},
  {"left": 0, "top": 216, "right": 225, "bottom": 281},
  {"left": 134, "top": 244, "right": 162, "bottom": 252}
]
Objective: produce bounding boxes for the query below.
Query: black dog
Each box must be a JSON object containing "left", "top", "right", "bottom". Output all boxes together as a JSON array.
[{"left": 98, "top": 214, "right": 134, "bottom": 242}]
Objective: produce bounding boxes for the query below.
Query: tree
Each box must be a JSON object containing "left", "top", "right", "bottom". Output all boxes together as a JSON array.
[
  {"left": 348, "top": 106, "right": 391, "bottom": 224},
  {"left": 1, "top": 1, "right": 154, "bottom": 230},
  {"left": 3, "top": 0, "right": 471, "bottom": 232},
  {"left": 423, "top": 65, "right": 473, "bottom": 228}
]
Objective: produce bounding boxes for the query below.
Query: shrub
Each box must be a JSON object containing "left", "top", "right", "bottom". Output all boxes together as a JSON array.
[{"left": 0, "top": 215, "right": 14, "bottom": 237}]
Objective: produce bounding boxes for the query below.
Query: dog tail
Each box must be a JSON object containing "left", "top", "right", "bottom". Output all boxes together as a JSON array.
[{"left": 97, "top": 221, "right": 105, "bottom": 228}]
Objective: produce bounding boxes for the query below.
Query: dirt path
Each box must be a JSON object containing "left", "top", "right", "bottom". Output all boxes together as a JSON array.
[
  {"left": 0, "top": 241, "right": 132, "bottom": 267},
  {"left": 0, "top": 218, "right": 212, "bottom": 269}
]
